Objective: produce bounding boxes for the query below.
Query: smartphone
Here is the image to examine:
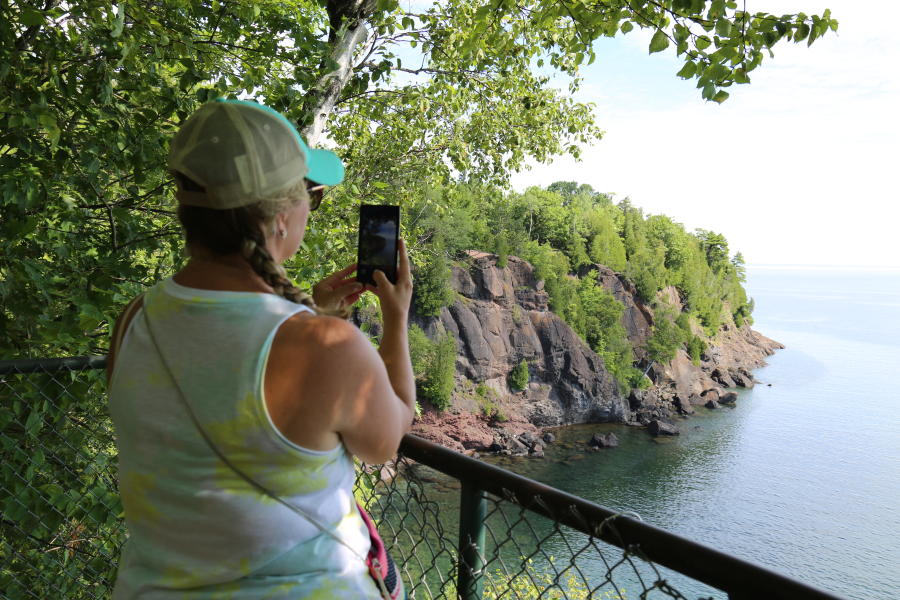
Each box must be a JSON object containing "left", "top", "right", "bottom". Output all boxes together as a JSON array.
[{"left": 356, "top": 204, "right": 400, "bottom": 286}]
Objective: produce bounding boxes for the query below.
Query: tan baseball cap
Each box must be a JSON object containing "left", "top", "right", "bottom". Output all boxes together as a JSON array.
[{"left": 168, "top": 99, "right": 345, "bottom": 209}]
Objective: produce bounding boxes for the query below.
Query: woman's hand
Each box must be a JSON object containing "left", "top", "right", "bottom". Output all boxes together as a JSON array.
[
  {"left": 370, "top": 239, "right": 412, "bottom": 322},
  {"left": 313, "top": 263, "right": 364, "bottom": 314}
]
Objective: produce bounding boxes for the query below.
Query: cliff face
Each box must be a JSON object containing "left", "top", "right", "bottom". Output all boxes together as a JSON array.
[{"left": 409, "top": 252, "right": 782, "bottom": 454}]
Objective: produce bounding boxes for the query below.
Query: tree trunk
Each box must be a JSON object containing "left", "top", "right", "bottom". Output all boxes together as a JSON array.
[{"left": 302, "top": 23, "right": 369, "bottom": 146}]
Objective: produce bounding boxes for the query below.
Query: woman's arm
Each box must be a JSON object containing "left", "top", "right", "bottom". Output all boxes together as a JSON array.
[
  {"left": 369, "top": 239, "right": 415, "bottom": 427},
  {"left": 265, "top": 241, "right": 415, "bottom": 464}
]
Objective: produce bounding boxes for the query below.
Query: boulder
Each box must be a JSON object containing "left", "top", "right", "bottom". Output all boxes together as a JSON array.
[
  {"left": 719, "top": 391, "right": 738, "bottom": 404},
  {"left": 704, "top": 399, "right": 720, "bottom": 410},
  {"left": 674, "top": 396, "right": 695, "bottom": 415},
  {"left": 734, "top": 368, "right": 755, "bottom": 388},
  {"left": 700, "top": 388, "right": 720, "bottom": 402},
  {"left": 508, "top": 438, "right": 529, "bottom": 455},
  {"left": 542, "top": 432, "right": 556, "bottom": 444},
  {"left": 647, "top": 420, "right": 679, "bottom": 436},
  {"left": 588, "top": 432, "right": 619, "bottom": 449},
  {"left": 530, "top": 444, "right": 544, "bottom": 458},
  {"left": 628, "top": 388, "right": 648, "bottom": 410},
  {"left": 492, "top": 429, "right": 530, "bottom": 455},
  {"left": 518, "top": 431, "right": 540, "bottom": 450},
  {"left": 712, "top": 368, "right": 736, "bottom": 387}
]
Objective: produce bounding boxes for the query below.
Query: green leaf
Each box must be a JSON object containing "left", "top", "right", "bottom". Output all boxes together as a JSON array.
[
  {"left": 676, "top": 61, "right": 697, "bottom": 79},
  {"left": 696, "top": 35, "right": 712, "bottom": 50},
  {"left": 620, "top": 21, "right": 634, "bottom": 34},
  {"left": 715, "top": 18, "right": 731, "bottom": 37},
  {"left": 20, "top": 8, "right": 45, "bottom": 27},
  {"left": 649, "top": 30, "right": 669, "bottom": 54},
  {"left": 712, "top": 90, "right": 729, "bottom": 103},
  {"left": 24, "top": 409, "right": 43, "bottom": 436}
]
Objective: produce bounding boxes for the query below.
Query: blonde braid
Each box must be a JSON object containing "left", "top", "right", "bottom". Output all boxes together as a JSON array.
[
  {"left": 241, "top": 232, "right": 317, "bottom": 308},
  {"left": 242, "top": 182, "right": 347, "bottom": 318}
]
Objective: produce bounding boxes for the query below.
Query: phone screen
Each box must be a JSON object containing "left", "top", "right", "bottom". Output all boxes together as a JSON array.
[{"left": 357, "top": 204, "right": 400, "bottom": 285}]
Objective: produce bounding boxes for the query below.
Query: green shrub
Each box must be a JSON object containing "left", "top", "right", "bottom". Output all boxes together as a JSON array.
[
  {"left": 496, "top": 236, "right": 509, "bottom": 268},
  {"left": 645, "top": 313, "right": 683, "bottom": 365},
  {"left": 627, "top": 367, "right": 651, "bottom": 390},
  {"left": 686, "top": 335, "right": 707, "bottom": 365},
  {"left": 472, "top": 382, "right": 506, "bottom": 421},
  {"left": 413, "top": 247, "right": 455, "bottom": 317},
  {"left": 408, "top": 325, "right": 457, "bottom": 411},
  {"left": 508, "top": 359, "right": 529, "bottom": 391}
]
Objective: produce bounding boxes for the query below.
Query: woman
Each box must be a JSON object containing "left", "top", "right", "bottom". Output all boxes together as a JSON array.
[{"left": 105, "top": 99, "right": 414, "bottom": 598}]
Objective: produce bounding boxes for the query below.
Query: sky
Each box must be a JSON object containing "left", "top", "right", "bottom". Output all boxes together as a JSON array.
[{"left": 508, "top": 1, "right": 900, "bottom": 267}]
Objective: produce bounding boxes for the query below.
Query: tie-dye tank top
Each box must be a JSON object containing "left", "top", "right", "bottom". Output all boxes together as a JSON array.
[{"left": 108, "top": 277, "right": 381, "bottom": 599}]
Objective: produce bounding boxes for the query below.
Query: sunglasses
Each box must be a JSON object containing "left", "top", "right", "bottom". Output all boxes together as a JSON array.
[{"left": 306, "top": 182, "right": 327, "bottom": 211}]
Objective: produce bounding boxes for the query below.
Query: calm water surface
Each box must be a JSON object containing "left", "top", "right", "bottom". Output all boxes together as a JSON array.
[{"left": 405, "top": 267, "right": 900, "bottom": 599}]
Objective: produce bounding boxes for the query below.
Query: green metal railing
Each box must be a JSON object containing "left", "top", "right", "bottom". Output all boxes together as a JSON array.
[{"left": 1, "top": 356, "right": 848, "bottom": 599}]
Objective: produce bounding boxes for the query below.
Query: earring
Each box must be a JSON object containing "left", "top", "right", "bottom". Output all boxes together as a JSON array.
[{"left": 278, "top": 229, "right": 287, "bottom": 239}]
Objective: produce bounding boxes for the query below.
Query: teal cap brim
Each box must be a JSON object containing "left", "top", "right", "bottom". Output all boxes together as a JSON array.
[{"left": 306, "top": 147, "right": 345, "bottom": 186}]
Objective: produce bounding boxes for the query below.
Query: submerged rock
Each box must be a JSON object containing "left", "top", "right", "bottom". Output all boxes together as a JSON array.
[
  {"left": 648, "top": 420, "right": 679, "bottom": 436},
  {"left": 588, "top": 432, "right": 619, "bottom": 449}
]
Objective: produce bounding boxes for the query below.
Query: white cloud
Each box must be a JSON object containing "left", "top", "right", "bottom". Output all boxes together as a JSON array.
[{"left": 512, "top": 0, "right": 900, "bottom": 266}]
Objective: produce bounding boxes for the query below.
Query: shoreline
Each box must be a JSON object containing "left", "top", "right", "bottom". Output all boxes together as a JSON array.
[{"left": 412, "top": 326, "right": 783, "bottom": 458}]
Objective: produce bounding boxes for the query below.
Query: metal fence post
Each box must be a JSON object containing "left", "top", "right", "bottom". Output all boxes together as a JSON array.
[{"left": 457, "top": 481, "right": 487, "bottom": 600}]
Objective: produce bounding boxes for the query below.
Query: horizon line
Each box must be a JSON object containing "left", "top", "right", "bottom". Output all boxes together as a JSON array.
[{"left": 747, "top": 263, "right": 900, "bottom": 270}]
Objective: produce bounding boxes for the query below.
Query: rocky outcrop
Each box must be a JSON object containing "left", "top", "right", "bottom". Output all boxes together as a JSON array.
[
  {"left": 404, "top": 252, "right": 781, "bottom": 453},
  {"left": 412, "top": 253, "right": 627, "bottom": 434},
  {"left": 588, "top": 267, "right": 782, "bottom": 426}
]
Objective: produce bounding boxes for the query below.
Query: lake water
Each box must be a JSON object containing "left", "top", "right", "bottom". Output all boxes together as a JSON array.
[{"left": 420, "top": 266, "right": 899, "bottom": 599}]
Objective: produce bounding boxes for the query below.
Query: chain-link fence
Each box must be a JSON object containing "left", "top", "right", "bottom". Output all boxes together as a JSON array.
[
  {"left": 352, "top": 454, "right": 692, "bottom": 600},
  {"left": 1, "top": 357, "right": 121, "bottom": 598},
  {"left": 1, "top": 357, "right": 846, "bottom": 600}
]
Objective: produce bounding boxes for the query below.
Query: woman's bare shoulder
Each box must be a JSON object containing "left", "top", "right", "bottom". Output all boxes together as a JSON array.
[
  {"left": 270, "top": 312, "right": 379, "bottom": 376},
  {"left": 265, "top": 311, "right": 387, "bottom": 451}
]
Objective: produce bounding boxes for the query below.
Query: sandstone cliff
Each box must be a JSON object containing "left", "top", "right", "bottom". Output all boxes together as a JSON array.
[{"left": 407, "top": 252, "right": 782, "bottom": 454}]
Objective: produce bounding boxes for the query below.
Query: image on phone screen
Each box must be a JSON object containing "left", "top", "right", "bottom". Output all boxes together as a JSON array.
[{"left": 357, "top": 204, "right": 400, "bottom": 285}]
